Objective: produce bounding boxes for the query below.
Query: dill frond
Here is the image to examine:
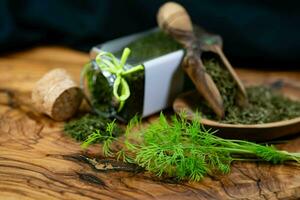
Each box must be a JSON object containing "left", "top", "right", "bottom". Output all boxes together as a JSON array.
[
  {"left": 120, "top": 113, "right": 300, "bottom": 181},
  {"left": 65, "top": 113, "right": 300, "bottom": 182},
  {"left": 81, "top": 120, "right": 117, "bottom": 156}
]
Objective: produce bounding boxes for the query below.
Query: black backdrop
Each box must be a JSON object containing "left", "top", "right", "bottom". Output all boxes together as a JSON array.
[{"left": 1, "top": 0, "right": 300, "bottom": 68}]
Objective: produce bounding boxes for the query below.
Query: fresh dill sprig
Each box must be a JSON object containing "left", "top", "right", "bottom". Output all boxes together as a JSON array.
[
  {"left": 117, "top": 113, "right": 300, "bottom": 181},
  {"left": 66, "top": 113, "right": 300, "bottom": 182},
  {"left": 81, "top": 120, "right": 118, "bottom": 157}
]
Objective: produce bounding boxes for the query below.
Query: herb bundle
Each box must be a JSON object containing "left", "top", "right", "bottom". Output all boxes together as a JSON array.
[
  {"left": 78, "top": 113, "right": 300, "bottom": 182},
  {"left": 200, "top": 58, "right": 300, "bottom": 124}
]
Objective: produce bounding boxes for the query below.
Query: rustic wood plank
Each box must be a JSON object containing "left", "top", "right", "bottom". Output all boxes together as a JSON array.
[{"left": 1, "top": 46, "right": 300, "bottom": 200}]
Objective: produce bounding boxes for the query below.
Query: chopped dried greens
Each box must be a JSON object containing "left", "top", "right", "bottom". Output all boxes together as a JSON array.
[
  {"left": 64, "top": 114, "right": 121, "bottom": 143},
  {"left": 198, "top": 57, "right": 300, "bottom": 124}
]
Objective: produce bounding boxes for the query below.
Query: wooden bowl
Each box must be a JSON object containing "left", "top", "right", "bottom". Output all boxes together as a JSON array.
[{"left": 173, "top": 79, "right": 300, "bottom": 141}]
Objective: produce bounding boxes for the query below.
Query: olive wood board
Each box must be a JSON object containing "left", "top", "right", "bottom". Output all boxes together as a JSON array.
[{"left": 1, "top": 46, "right": 300, "bottom": 200}]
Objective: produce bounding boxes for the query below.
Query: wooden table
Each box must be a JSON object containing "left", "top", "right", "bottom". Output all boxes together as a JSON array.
[{"left": 1, "top": 46, "right": 300, "bottom": 200}]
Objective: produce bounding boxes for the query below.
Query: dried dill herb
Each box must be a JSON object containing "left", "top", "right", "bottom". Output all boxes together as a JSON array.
[
  {"left": 198, "top": 58, "right": 300, "bottom": 124},
  {"left": 203, "top": 57, "right": 238, "bottom": 111},
  {"left": 64, "top": 114, "right": 121, "bottom": 143},
  {"left": 114, "top": 31, "right": 182, "bottom": 65},
  {"left": 225, "top": 86, "right": 300, "bottom": 124}
]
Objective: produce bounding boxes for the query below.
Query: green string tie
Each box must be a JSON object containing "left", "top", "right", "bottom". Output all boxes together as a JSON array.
[{"left": 95, "top": 48, "right": 144, "bottom": 112}]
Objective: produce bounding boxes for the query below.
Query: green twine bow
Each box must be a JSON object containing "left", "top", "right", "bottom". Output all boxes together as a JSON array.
[{"left": 95, "top": 48, "right": 144, "bottom": 112}]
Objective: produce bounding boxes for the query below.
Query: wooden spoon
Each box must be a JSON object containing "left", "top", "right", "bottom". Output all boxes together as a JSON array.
[{"left": 157, "top": 2, "right": 248, "bottom": 117}]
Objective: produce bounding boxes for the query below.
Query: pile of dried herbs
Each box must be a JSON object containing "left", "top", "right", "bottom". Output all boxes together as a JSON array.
[
  {"left": 199, "top": 58, "right": 300, "bottom": 124},
  {"left": 64, "top": 114, "right": 121, "bottom": 144}
]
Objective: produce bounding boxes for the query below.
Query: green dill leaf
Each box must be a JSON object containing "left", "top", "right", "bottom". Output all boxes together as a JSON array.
[{"left": 120, "top": 113, "right": 300, "bottom": 181}]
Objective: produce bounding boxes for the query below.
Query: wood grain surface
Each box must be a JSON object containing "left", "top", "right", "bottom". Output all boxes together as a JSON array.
[{"left": 1, "top": 46, "right": 300, "bottom": 200}]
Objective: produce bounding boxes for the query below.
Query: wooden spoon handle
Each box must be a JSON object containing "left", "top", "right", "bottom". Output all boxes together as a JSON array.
[{"left": 183, "top": 52, "right": 224, "bottom": 118}]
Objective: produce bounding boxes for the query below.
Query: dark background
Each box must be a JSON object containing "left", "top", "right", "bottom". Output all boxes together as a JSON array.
[{"left": 1, "top": 0, "right": 300, "bottom": 68}]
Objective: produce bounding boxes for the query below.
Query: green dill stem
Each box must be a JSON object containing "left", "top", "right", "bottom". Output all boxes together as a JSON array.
[
  {"left": 177, "top": 144, "right": 298, "bottom": 162},
  {"left": 209, "top": 137, "right": 300, "bottom": 162},
  {"left": 290, "top": 152, "right": 300, "bottom": 157}
]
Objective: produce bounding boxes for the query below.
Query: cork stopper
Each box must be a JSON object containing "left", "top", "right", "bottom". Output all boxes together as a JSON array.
[
  {"left": 32, "top": 68, "right": 83, "bottom": 121},
  {"left": 157, "top": 2, "right": 193, "bottom": 33}
]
